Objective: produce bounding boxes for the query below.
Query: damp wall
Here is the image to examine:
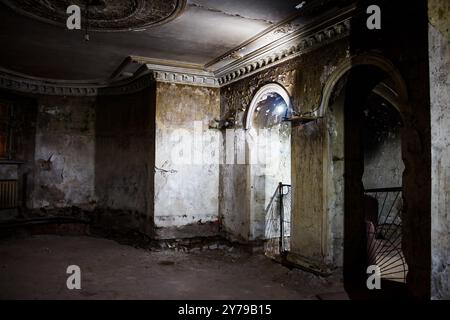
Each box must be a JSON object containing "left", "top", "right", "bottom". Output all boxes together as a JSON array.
[{"left": 154, "top": 82, "right": 221, "bottom": 238}]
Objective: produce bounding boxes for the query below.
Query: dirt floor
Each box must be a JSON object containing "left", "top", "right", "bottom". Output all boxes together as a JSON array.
[{"left": 0, "top": 235, "right": 344, "bottom": 300}]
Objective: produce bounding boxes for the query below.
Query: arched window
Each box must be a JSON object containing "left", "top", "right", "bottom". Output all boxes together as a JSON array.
[{"left": 245, "top": 83, "right": 292, "bottom": 130}]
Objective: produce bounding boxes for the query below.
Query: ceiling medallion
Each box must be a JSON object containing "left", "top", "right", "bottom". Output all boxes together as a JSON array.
[{"left": 1, "top": 0, "right": 186, "bottom": 31}]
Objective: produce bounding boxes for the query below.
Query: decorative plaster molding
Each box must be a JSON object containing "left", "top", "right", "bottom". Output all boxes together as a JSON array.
[
  {"left": 0, "top": 3, "right": 355, "bottom": 95},
  {"left": 132, "top": 56, "right": 220, "bottom": 88},
  {"left": 216, "top": 19, "right": 351, "bottom": 87},
  {"left": 138, "top": 7, "right": 352, "bottom": 89},
  {"left": 214, "top": 6, "right": 354, "bottom": 87},
  {"left": 0, "top": 0, "right": 187, "bottom": 32},
  {"left": 0, "top": 66, "right": 154, "bottom": 96},
  {"left": 151, "top": 70, "right": 219, "bottom": 88},
  {"left": 142, "top": 4, "right": 354, "bottom": 88}
]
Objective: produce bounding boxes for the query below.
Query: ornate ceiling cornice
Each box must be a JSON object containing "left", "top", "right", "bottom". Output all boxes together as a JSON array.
[
  {"left": 0, "top": 3, "right": 355, "bottom": 95},
  {"left": 131, "top": 56, "right": 220, "bottom": 88},
  {"left": 146, "top": 3, "right": 354, "bottom": 88},
  {"left": 215, "top": 18, "right": 351, "bottom": 87},
  {"left": 0, "top": 61, "right": 154, "bottom": 96},
  {"left": 212, "top": 4, "right": 354, "bottom": 86}
]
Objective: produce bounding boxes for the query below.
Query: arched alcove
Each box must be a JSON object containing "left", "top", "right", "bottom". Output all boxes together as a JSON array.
[{"left": 245, "top": 83, "right": 292, "bottom": 255}]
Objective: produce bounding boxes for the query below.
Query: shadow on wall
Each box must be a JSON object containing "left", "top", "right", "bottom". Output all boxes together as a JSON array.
[
  {"left": 95, "top": 83, "right": 156, "bottom": 235},
  {"left": 338, "top": 0, "right": 431, "bottom": 300},
  {"left": 0, "top": 82, "right": 157, "bottom": 238}
]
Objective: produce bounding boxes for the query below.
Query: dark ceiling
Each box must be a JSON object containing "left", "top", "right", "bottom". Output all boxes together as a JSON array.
[{"left": 0, "top": 0, "right": 304, "bottom": 81}]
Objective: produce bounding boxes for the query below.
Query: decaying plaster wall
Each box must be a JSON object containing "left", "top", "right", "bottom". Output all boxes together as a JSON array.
[
  {"left": 325, "top": 91, "right": 345, "bottom": 267},
  {"left": 220, "top": 0, "right": 435, "bottom": 299},
  {"left": 254, "top": 123, "right": 291, "bottom": 240},
  {"left": 0, "top": 0, "right": 442, "bottom": 299},
  {"left": 95, "top": 86, "right": 155, "bottom": 234},
  {"left": 32, "top": 96, "right": 96, "bottom": 209},
  {"left": 2, "top": 82, "right": 222, "bottom": 237},
  {"left": 324, "top": 0, "right": 432, "bottom": 298},
  {"left": 0, "top": 87, "right": 157, "bottom": 235},
  {"left": 326, "top": 88, "right": 405, "bottom": 268},
  {"left": 154, "top": 82, "right": 221, "bottom": 238},
  {"left": 362, "top": 95, "right": 404, "bottom": 190},
  {"left": 219, "top": 127, "right": 250, "bottom": 241},
  {"left": 220, "top": 38, "right": 350, "bottom": 251},
  {"left": 429, "top": 0, "right": 450, "bottom": 300}
]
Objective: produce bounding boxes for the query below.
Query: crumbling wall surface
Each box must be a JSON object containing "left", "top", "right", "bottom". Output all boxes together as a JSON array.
[
  {"left": 154, "top": 83, "right": 220, "bottom": 237},
  {"left": 362, "top": 134, "right": 403, "bottom": 189},
  {"left": 337, "top": 0, "right": 433, "bottom": 298},
  {"left": 362, "top": 95, "right": 404, "bottom": 190},
  {"left": 325, "top": 89, "right": 347, "bottom": 267},
  {"left": 429, "top": 0, "right": 450, "bottom": 300},
  {"left": 292, "top": 120, "right": 326, "bottom": 260},
  {"left": 32, "top": 96, "right": 96, "bottom": 209},
  {"left": 220, "top": 38, "right": 349, "bottom": 246},
  {"left": 256, "top": 124, "right": 291, "bottom": 240},
  {"left": 220, "top": 150, "right": 250, "bottom": 241},
  {"left": 95, "top": 86, "right": 155, "bottom": 234}
]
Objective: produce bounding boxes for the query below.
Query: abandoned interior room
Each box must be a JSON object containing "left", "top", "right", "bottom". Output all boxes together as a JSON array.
[{"left": 0, "top": 0, "right": 448, "bottom": 302}]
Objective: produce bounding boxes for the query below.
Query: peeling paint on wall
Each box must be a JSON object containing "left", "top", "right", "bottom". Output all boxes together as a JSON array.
[
  {"left": 429, "top": 0, "right": 450, "bottom": 300},
  {"left": 154, "top": 82, "right": 221, "bottom": 235},
  {"left": 32, "top": 96, "right": 96, "bottom": 209},
  {"left": 220, "top": 38, "right": 350, "bottom": 246}
]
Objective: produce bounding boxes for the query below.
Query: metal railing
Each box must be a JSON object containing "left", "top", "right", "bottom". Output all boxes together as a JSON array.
[
  {"left": 265, "top": 182, "right": 292, "bottom": 258},
  {"left": 364, "top": 187, "right": 408, "bottom": 283},
  {"left": 279, "top": 183, "right": 292, "bottom": 253}
]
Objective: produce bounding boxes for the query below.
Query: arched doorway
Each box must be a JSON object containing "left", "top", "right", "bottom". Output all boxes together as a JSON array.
[
  {"left": 245, "top": 83, "right": 292, "bottom": 257},
  {"left": 362, "top": 91, "right": 408, "bottom": 287},
  {"left": 322, "top": 54, "right": 410, "bottom": 299}
]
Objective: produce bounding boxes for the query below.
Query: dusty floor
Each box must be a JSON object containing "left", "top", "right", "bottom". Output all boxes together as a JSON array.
[{"left": 0, "top": 235, "right": 343, "bottom": 300}]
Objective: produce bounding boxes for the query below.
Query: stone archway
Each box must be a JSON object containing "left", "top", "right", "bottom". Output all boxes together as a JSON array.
[
  {"left": 321, "top": 54, "right": 414, "bottom": 298},
  {"left": 318, "top": 53, "right": 409, "bottom": 118}
]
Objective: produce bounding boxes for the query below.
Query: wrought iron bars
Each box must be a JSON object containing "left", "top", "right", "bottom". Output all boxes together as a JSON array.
[{"left": 364, "top": 187, "right": 408, "bottom": 283}]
